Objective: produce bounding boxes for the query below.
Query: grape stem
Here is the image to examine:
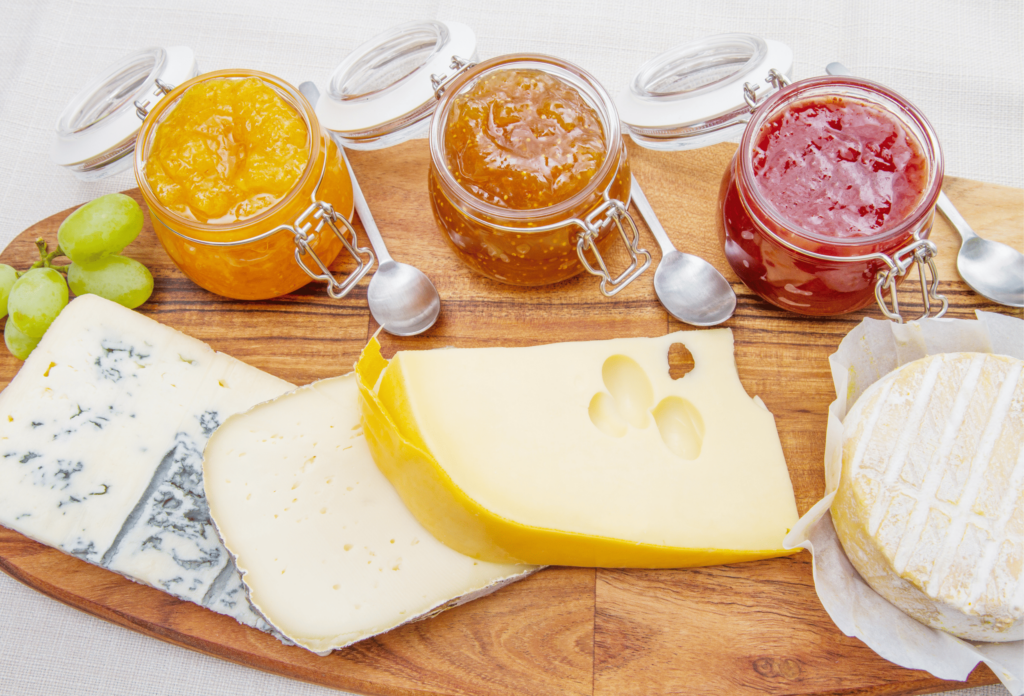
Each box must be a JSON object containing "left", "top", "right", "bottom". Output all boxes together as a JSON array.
[{"left": 17, "top": 238, "right": 69, "bottom": 276}]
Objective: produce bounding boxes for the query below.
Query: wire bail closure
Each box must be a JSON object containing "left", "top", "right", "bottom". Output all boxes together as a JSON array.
[
  {"left": 164, "top": 134, "right": 375, "bottom": 299},
  {"left": 872, "top": 238, "right": 947, "bottom": 323},
  {"left": 743, "top": 69, "right": 790, "bottom": 111},
  {"left": 431, "top": 56, "right": 476, "bottom": 100},
  {"left": 291, "top": 200, "right": 375, "bottom": 298},
  {"left": 134, "top": 79, "right": 175, "bottom": 120},
  {"left": 575, "top": 197, "right": 652, "bottom": 296}
]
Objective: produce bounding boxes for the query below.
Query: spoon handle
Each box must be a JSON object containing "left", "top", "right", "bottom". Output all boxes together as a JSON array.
[
  {"left": 936, "top": 191, "right": 979, "bottom": 242},
  {"left": 340, "top": 147, "right": 394, "bottom": 265},
  {"left": 630, "top": 178, "right": 678, "bottom": 256},
  {"left": 298, "top": 81, "right": 393, "bottom": 266}
]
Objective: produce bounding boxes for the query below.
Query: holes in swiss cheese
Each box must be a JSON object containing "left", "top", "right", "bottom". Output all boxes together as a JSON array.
[
  {"left": 668, "top": 343, "right": 695, "bottom": 380},
  {"left": 587, "top": 350, "right": 705, "bottom": 460}
]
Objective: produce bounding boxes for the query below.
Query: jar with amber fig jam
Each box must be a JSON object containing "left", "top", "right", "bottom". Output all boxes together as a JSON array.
[
  {"left": 427, "top": 55, "right": 648, "bottom": 293},
  {"left": 52, "top": 49, "right": 371, "bottom": 301},
  {"left": 617, "top": 34, "right": 948, "bottom": 321}
]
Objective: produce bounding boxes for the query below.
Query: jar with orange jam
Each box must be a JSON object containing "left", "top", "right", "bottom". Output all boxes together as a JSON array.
[
  {"left": 134, "top": 70, "right": 366, "bottom": 300},
  {"left": 427, "top": 55, "right": 648, "bottom": 294},
  {"left": 51, "top": 48, "right": 370, "bottom": 301}
]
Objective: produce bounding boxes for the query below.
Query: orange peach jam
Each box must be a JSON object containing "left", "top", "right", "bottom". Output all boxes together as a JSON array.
[
  {"left": 144, "top": 77, "right": 309, "bottom": 223},
  {"left": 444, "top": 69, "right": 606, "bottom": 209}
]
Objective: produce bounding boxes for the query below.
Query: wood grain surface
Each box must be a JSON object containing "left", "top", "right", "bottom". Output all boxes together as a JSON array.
[{"left": 1, "top": 140, "right": 1021, "bottom": 696}]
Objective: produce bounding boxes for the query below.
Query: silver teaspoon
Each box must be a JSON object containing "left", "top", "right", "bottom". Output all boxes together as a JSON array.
[
  {"left": 300, "top": 82, "right": 442, "bottom": 335},
  {"left": 341, "top": 147, "right": 442, "bottom": 335},
  {"left": 825, "top": 63, "right": 1024, "bottom": 308},
  {"left": 631, "top": 178, "right": 737, "bottom": 326}
]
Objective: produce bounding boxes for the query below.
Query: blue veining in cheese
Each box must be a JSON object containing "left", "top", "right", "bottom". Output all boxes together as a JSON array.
[{"left": 0, "top": 295, "right": 293, "bottom": 628}]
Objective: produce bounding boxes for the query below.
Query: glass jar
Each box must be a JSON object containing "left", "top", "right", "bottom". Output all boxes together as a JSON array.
[
  {"left": 719, "top": 76, "right": 945, "bottom": 318},
  {"left": 134, "top": 70, "right": 365, "bottom": 300},
  {"left": 618, "top": 35, "right": 948, "bottom": 322},
  {"left": 427, "top": 55, "right": 649, "bottom": 294}
]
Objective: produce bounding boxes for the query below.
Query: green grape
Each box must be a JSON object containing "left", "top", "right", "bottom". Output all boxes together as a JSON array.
[
  {"left": 57, "top": 193, "right": 143, "bottom": 265},
  {"left": 0, "top": 264, "right": 17, "bottom": 319},
  {"left": 68, "top": 255, "right": 154, "bottom": 309},
  {"left": 8, "top": 268, "right": 69, "bottom": 338},
  {"left": 4, "top": 318, "right": 41, "bottom": 360}
]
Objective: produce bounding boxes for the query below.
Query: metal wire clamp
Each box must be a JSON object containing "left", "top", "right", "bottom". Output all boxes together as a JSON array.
[
  {"left": 872, "top": 238, "right": 948, "bottom": 323},
  {"left": 743, "top": 69, "right": 791, "bottom": 111},
  {"left": 431, "top": 56, "right": 476, "bottom": 100},
  {"left": 575, "top": 197, "right": 652, "bottom": 297}
]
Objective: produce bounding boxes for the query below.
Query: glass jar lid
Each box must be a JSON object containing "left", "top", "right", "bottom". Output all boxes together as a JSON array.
[
  {"left": 315, "top": 20, "right": 477, "bottom": 150},
  {"left": 616, "top": 34, "right": 792, "bottom": 151},
  {"left": 51, "top": 46, "right": 199, "bottom": 181}
]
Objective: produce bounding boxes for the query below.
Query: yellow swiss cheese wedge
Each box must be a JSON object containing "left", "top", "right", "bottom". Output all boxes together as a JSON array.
[{"left": 356, "top": 330, "right": 800, "bottom": 568}]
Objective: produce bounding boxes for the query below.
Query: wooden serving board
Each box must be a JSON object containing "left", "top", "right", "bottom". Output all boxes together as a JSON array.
[{"left": 1, "top": 140, "right": 1021, "bottom": 696}]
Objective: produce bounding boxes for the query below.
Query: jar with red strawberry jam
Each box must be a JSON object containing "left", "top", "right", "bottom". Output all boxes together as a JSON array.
[
  {"left": 617, "top": 35, "right": 947, "bottom": 321},
  {"left": 720, "top": 76, "right": 945, "bottom": 318}
]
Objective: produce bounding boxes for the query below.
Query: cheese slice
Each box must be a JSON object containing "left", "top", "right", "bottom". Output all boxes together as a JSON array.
[
  {"left": 356, "top": 330, "right": 799, "bottom": 568},
  {"left": 203, "top": 375, "right": 536, "bottom": 655},
  {"left": 834, "top": 352, "right": 1024, "bottom": 642},
  {"left": 0, "top": 295, "right": 292, "bottom": 629}
]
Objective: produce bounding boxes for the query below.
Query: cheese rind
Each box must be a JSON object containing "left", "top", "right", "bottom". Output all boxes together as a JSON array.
[
  {"left": 356, "top": 331, "right": 800, "bottom": 568},
  {"left": 203, "top": 374, "right": 536, "bottom": 655},
  {"left": 0, "top": 295, "right": 292, "bottom": 628},
  {"left": 833, "top": 352, "right": 1024, "bottom": 642}
]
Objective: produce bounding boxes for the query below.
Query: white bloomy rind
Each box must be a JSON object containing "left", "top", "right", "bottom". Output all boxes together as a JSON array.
[
  {"left": 0, "top": 295, "right": 294, "bottom": 628},
  {"left": 202, "top": 375, "right": 537, "bottom": 655},
  {"left": 834, "top": 352, "right": 1024, "bottom": 642}
]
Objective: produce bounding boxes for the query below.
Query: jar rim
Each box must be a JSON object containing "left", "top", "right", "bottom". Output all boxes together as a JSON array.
[
  {"left": 736, "top": 75, "right": 944, "bottom": 249},
  {"left": 133, "top": 69, "right": 323, "bottom": 238},
  {"left": 428, "top": 53, "right": 624, "bottom": 223}
]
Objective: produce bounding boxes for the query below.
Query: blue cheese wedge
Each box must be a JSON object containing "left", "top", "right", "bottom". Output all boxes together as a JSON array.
[
  {"left": 0, "top": 295, "right": 292, "bottom": 628},
  {"left": 203, "top": 375, "right": 537, "bottom": 655}
]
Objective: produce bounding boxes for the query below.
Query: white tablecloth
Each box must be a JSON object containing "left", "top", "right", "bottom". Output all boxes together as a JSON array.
[{"left": 0, "top": 1, "right": 1020, "bottom": 694}]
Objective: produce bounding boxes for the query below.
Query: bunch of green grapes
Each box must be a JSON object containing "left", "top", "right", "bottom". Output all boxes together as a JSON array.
[{"left": 1, "top": 193, "right": 154, "bottom": 360}]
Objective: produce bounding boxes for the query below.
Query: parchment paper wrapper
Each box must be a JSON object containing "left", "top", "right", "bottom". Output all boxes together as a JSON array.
[{"left": 783, "top": 311, "right": 1024, "bottom": 694}]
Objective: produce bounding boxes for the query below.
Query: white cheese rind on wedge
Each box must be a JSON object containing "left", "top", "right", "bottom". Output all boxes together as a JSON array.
[
  {"left": 834, "top": 352, "right": 1024, "bottom": 642},
  {"left": 0, "top": 295, "right": 293, "bottom": 628},
  {"left": 203, "top": 374, "right": 537, "bottom": 655}
]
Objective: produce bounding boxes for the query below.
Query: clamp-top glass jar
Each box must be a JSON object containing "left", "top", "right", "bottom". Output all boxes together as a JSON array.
[
  {"left": 133, "top": 69, "right": 365, "bottom": 300},
  {"left": 719, "top": 76, "right": 945, "bottom": 318},
  {"left": 427, "top": 55, "right": 647, "bottom": 293},
  {"left": 52, "top": 50, "right": 371, "bottom": 301},
  {"left": 617, "top": 34, "right": 948, "bottom": 321},
  {"left": 315, "top": 25, "right": 650, "bottom": 296}
]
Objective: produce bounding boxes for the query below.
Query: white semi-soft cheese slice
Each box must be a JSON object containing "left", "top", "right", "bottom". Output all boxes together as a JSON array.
[
  {"left": 0, "top": 295, "right": 292, "bottom": 627},
  {"left": 834, "top": 352, "right": 1024, "bottom": 642},
  {"left": 358, "top": 329, "right": 800, "bottom": 567},
  {"left": 203, "top": 374, "right": 536, "bottom": 655}
]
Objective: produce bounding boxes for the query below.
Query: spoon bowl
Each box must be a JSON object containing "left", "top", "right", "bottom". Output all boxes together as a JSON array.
[
  {"left": 653, "top": 250, "right": 737, "bottom": 326},
  {"left": 631, "top": 180, "right": 736, "bottom": 326},
  {"left": 956, "top": 233, "right": 1024, "bottom": 308},
  {"left": 368, "top": 260, "right": 443, "bottom": 336}
]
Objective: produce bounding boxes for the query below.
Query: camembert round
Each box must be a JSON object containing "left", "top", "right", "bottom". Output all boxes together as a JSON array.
[{"left": 834, "top": 352, "right": 1024, "bottom": 642}]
